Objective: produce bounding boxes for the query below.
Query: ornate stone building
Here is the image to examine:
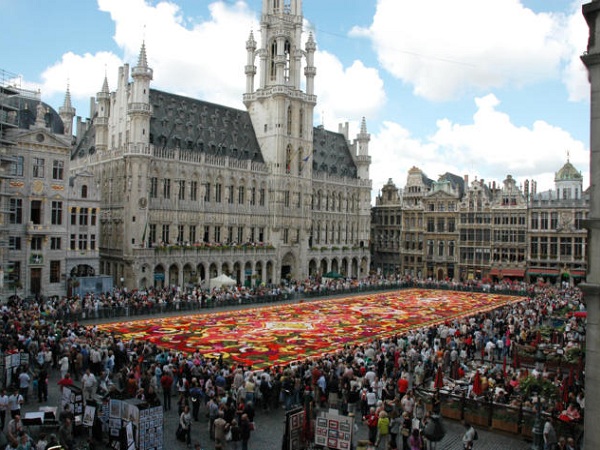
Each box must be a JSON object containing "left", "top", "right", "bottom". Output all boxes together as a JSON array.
[
  {"left": 0, "top": 73, "right": 100, "bottom": 298},
  {"left": 527, "top": 159, "right": 588, "bottom": 283},
  {"left": 371, "top": 161, "right": 588, "bottom": 284},
  {"left": 71, "top": 0, "right": 371, "bottom": 289}
]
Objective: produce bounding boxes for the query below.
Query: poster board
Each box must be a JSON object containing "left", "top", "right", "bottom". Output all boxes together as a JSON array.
[
  {"left": 314, "top": 411, "right": 353, "bottom": 450},
  {"left": 286, "top": 408, "right": 306, "bottom": 450},
  {"left": 83, "top": 405, "right": 96, "bottom": 427}
]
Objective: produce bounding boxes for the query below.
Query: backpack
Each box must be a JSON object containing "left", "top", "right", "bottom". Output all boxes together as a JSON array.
[{"left": 473, "top": 428, "right": 479, "bottom": 440}]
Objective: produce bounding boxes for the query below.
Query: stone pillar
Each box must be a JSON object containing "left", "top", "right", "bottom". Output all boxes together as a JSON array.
[{"left": 581, "top": 2, "right": 600, "bottom": 449}]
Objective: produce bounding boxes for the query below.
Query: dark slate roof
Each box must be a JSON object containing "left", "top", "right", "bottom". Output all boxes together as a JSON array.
[
  {"left": 6, "top": 96, "right": 64, "bottom": 134},
  {"left": 72, "top": 120, "right": 96, "bottom": 159},
  {"left": 438, "top": 172, "right": 465, "bottom": 197},
  {"left": 149, "top": 89, "right": 263, "bottom": 162},
  {"left": 415, "top": 169, "right": 434, "bottom": 188},
  {"left": 312, "top": 126, "right": 357, "bottom": 178}
]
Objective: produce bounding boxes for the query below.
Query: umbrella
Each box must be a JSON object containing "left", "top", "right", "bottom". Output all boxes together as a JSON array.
[
  {"left": 434, "top": 366, "right": 444, "bottom": 390},
  {"left": 472, "top": 371, "right": 483, "bottom": 396}
]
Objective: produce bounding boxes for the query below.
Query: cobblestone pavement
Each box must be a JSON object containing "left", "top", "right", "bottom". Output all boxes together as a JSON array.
[{"left": 16, "top": 297, "right": 534, "bottom": 450}]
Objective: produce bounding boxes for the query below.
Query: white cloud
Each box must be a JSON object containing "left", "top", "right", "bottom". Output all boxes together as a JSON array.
[
  {"left": 98, "top": 0, "right": 258, "bottom": 108},
  {"left": 370, "top": 94, "right": 588, "bottom": 196},
  {"left": 41, "top": 51, "right": 122, "bottom": 101},
  {"left": 563, "top": 1, "right": 590, "bottom": 102},
  {"left": 353, "top": 0, "right": 578, "bottom": 101},
  {"left": 38, "top": 0, "right": 386, "bottom": 122},
  {"left": 38, "top": 0, "right": 259, "bottom": 112},
  {"left": 314, "top": 51, "right": 386, "bottom": 125}
]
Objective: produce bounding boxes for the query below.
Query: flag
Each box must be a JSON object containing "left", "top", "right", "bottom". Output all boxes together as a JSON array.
[
  {"left": 141, "top": 220, "right": 148, "bottom": 244},
  {"left": 303, "top": 154, "right": 311, "bottom": 162}
]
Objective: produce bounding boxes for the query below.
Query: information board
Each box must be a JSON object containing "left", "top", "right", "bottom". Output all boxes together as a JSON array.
[{"left": 314, "top": 411, "right": 353, "bottom": 450}]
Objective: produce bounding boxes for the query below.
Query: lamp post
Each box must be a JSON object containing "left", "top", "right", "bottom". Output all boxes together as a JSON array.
[{"left": 530, "top": 348, "right": 547, "bottom": 450}]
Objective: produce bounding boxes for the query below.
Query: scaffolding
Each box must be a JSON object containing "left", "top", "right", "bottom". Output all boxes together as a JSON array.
[{"left": 0, "top": 69, "right": 22, "bottom": 299}]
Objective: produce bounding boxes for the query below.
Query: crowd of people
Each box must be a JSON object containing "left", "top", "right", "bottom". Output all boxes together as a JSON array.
[
  {"left": 0, "top": 276, "right": 587, "bottom": 450},
  {"left": 20, "top": 275, "right": 531, "bottom": 323}
]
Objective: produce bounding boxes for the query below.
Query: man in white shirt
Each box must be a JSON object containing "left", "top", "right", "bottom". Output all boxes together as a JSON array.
[
  {"left": 7, "top": 390, "right": 23, "bottom": 419},
  {"left": 0, "top": 388, "right": 8, "bottom": 430},
  {"left": 81, "top": 368, "right": 97, "bottom": 401},
  {"left": 18, "top": 370, "right": 30, "bottom": 403}
]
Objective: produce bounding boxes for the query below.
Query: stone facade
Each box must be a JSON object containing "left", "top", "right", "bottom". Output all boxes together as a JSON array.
[
  {"left": 0, "top": 81, "right": 99, "bottom": 298},
  {"left": 70, "top": 0, "right": 371, "bottom": 289},
  {"left": 372, "top": 162, "right": 588, "bottom": 284}
]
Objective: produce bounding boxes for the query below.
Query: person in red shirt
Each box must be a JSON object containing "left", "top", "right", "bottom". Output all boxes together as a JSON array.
[
  {"left": 57, "top": 373, "right": 74, "bottom": 392},
  {"left": 363, "top": 407, "right": 379, "bottom": 444},
  {"left": 397, "top": 376, "right": 409, "bottom": 396},
  {"left": 160, "top": 370, "right": 174, "bottom": 411}
]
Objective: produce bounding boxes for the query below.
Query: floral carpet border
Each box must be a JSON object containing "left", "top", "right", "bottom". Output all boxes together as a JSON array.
[{"left": 97, "top": 289, "right": 522, "bottom": 369}]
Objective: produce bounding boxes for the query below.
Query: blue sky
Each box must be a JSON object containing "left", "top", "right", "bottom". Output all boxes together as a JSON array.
[{"left": 0, "top": 0, "right": 592, "bottom": 198}]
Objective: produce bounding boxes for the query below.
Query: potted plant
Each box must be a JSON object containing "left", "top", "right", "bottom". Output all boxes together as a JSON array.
[{"left": 492, "top": 408, "right": 519, "bottom": 433}]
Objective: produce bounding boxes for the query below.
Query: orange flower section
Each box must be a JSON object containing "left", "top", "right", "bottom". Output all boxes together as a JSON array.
[{"left": 97, "top": 289, "right": 521, "bottom": 369}]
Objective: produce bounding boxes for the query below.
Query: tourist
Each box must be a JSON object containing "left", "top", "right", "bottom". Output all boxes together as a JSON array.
[
  {"left": 179, "top": 404, "right": 192, "bottom": 448},
  {"left": 462, "top": 422, "right": 476, "bottom": 449},
  {"left": 240, "top": 413, "right": 252, "bottom": 450}
]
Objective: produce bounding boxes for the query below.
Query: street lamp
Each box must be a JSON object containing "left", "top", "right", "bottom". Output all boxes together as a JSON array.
[{"left": 530, "top": 349, "right": 547, "bottom": 450}]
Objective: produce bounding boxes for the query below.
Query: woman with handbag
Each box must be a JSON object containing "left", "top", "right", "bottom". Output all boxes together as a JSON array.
[{"left": 179, "top": 404, "right": 192, "bottom": 447}]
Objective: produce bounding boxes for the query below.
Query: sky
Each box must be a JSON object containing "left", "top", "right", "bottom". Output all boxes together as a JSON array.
[{"left": 0, "top": 0, "right": 593, "bottom": 201}]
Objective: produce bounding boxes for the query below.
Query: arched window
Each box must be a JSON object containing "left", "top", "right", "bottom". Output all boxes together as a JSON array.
[
  {"left": 81, "top": 185, "right": 88, "bottom": 198},
  {"left": 286, "top": 145, "right": 292, "bottom": 174},
  {"left": 287, "top": 105, "right": 292, "bottom": 136},
  {"left": 270, "top": 41, "right": 277, "bottom": 81},
  {"left": 299, "top": 109, "right": 304, "bottom": 137},
  {"left": 297, "top": 148, "right": 303, "bottom": 175},
  {"left": 284, "top": 40, "right": 291, "bottom": 82}
]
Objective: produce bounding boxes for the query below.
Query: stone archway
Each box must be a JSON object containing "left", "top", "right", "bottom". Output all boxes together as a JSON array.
[
  {"left": 244, "top": 261, "right": 253, "bottom": 287},
  {"left": 183, "top": 263, "right": 195, "bottom": 286},
  {"left": 168, "top": 264, "right": 179, "bottom": 287},
  {"left": 320, "top": 259, "right": 328, "bottom": 275},
  {"left": 153, "top": 264, "right": 165, "bottom": 289},
  {"left": 221, "top": 262, "right": 231, "bottom": 277},
  {"left": 196, "top": 264, "right": 206, "bottom": 285},
  {"left": 266, "top": 260, "right": 274, "bottom": 285},
  {"left": 255, "top": 261, "right": 263, "bottom": 286},
  {"left": 281, "top": 252, "right": 296, "bottom": 283},
  {"left": 309, "top": 259, "right": 318, "bottom": 277},
  {"left": 341, "top": 258, "right": 348, "bottom": 277},
  {"left": 233, "top": 261, "right": 242, "bottom": 284},
  {"left": 437, "top": 268, "right": 444, "bottom": 281},
  {"left": 331, "top": 258, "right": 339, "bottom": 274},
  {"left": 208, "top": 263, "right": 218, "bottom": 279}
]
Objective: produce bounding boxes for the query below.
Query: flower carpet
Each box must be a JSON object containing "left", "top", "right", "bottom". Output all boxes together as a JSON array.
[{"left": 97, "top": 289, "right": 522, "bottom": 369}]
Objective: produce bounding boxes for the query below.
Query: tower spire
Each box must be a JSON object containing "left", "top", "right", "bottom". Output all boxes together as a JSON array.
[
  {"left": 59, "top": 82, "right": 76, "bottom": 136},
  {"left": 138, "top": 41, "right": 149, "bottom": 68}
]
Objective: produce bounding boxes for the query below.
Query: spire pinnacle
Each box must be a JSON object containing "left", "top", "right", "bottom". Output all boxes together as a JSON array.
[
  {"left": 63, "top": 82, "right": 73, "bottom": 109},
  {"left": 137, "top": 41, "right": 148, "bottom": 68}
]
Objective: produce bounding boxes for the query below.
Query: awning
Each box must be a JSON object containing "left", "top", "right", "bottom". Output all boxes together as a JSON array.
[
  {"left": 571, "top": 270, "right": 586, "bottom": 278},
  {"left": 528, "top": 268, "right": 559, "bottom": 276},
  {"left": 500, "top": 269, "right": 525, "bottom": 277},
  {"left": 488, "top": 268, "right": 500, "bottom": 276}
]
